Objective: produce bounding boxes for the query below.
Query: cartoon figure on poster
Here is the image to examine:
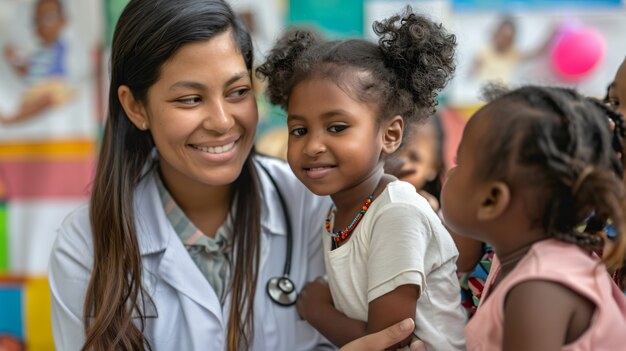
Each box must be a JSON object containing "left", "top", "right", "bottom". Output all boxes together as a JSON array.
[
  {"left": 470, "top": 17, "right": 521, "bottom": 85},
  {"left": 2, "top": 0, "right": 73, "bottom": 125},
  {"left": 470, "top": 16, "right": 557, "bottom": 86},
  {"left": 0, "top": 0, "right": 99, "bottom": 138}
]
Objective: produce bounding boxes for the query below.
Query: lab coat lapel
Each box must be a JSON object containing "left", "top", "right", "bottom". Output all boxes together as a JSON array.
[
  {"left": 156, "top": 230, "right": 224, "bottom": 325},
  {"left": 136, "top": 171, "right": 224, "bottom": 326}
]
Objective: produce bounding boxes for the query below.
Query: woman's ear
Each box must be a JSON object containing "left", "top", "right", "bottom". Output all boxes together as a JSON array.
[
  {"left": 477, "top": 181, "right": 510, "bottom": 221},
  {"left": 382, "top": 115, "right": 404, "bottom": 155},
  {"left": 118, "top": 85, "right": 150, "bottom": 130}
]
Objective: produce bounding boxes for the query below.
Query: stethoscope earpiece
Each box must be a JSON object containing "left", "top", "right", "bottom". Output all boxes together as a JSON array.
[{"left": 266, "top": 275, "right": 297, "bottom": 306}]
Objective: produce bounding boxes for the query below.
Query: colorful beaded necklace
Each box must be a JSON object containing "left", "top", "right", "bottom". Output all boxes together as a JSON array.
[{"left": 325, "top": 195, "right": 374, "bottom": 246}]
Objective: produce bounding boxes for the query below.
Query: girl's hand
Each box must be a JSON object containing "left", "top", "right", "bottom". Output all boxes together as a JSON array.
[{"left": 296, "top": 278, "right": 333, "bottom": 323}]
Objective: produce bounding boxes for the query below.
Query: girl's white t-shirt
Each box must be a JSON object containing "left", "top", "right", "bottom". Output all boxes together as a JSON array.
[{"left": 323, "top": 180, "right": 466, "bottom": 351}]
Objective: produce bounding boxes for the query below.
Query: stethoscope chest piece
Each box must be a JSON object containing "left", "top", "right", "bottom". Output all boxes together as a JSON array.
[{"left": 266, "top": 275, "right": 297, "bottom": 306}]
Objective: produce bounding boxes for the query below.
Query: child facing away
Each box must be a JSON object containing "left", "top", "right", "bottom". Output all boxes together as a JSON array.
[
  {"left": 257, "top": 7, "right": 466, "bottom": 350},
  {"left": 441, "top": 85, "right": 626, "bottom": 350}
]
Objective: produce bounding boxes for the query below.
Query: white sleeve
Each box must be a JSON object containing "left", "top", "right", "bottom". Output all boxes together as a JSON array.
[
  {"left": 366, "top": 203, "right": 431, "bottom": 302},
  {"left": 48, "top": 208, "right": 92, "bottom": 350}
]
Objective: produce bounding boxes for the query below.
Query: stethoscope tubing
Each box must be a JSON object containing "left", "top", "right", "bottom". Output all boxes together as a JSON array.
[{"left": 256, "top": 160, "right": 297, "bottom": 306}]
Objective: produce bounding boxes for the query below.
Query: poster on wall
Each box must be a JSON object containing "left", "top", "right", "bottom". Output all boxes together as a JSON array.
[
  {"left": 453, "top": 18, "right": 626, "bottom": 105},
  {"left": 444, "top": 1, "right": 626, "bottom": 105},
  {"left": 0, "top": 0, "right": 102, "bottom": 274},
  {"left": 0, "top": 0, "right": 103, "bottom": 349}
]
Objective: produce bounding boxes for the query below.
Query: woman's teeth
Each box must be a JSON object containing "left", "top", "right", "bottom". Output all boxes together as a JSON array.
[{"left": 192, "top": 141, "right": 235, "bottom": 154}]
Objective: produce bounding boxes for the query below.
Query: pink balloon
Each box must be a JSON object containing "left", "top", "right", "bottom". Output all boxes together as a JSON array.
[{"left": 551, "top": 25, "right": 606, "bottom": 81}]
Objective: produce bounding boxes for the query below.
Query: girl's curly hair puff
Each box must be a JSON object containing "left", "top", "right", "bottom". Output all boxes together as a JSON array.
[
  {"left": 256, "top": 6, "right": 456, "bottom": 131},
  {"left": 374, "top": 7, "right": 456, "bottom": 114}
]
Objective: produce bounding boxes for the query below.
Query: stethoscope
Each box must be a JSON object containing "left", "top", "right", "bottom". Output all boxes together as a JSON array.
[{"left": 257, "top": 161, "right": 298, "bottom": 307}]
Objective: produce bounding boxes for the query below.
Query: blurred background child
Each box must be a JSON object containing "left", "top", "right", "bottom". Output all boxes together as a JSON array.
[{"left": 386, "top": 117, "right": 445, "bottom": 212}]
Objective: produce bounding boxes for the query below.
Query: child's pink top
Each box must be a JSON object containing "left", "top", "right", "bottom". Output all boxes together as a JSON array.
[{"left": 465, "top": 239, "right": 626, "bottom": 351}]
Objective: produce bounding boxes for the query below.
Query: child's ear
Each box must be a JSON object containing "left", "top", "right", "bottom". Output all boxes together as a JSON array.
[
  {"left": 477, "top": 181, "right": 510, "bottom": 221},
  {"left": 382, "top": 115, "right": 404, "bottom": 155},
  {"left": 118, "top": 85, "right": 150, "bottom": 131}
]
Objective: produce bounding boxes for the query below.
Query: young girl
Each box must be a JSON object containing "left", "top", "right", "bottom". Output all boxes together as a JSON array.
[
  {"left": 441, "top": 85, "right": 626, "bottom": 350},
  {"left": 257, "top": 8, "right": 466, "bottom": 350}
]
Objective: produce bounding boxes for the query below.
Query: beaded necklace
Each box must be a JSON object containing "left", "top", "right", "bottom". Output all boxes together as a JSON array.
[{"left": 325, "top": 195, "right": 373, "bottom": 247}]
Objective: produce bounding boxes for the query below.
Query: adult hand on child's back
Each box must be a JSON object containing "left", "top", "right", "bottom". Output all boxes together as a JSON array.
[{"left": 340, "top": 318, "right": 427, "bottom": 351}]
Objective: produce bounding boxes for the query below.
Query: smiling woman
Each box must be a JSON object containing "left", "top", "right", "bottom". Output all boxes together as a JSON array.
[
  {"left": 47, "top": 1, "right": 335, "bottom": 350},
  {"left": 118, "top": 31, "right": 258, "bottom": 192}
]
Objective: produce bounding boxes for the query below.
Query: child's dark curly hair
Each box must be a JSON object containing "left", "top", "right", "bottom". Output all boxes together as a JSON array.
[
  {"left": 477, "top": 85, "right": 626, "bottom": 270},
  {"left": 256, "top": 6, "right": 456, "bottom": 137}
]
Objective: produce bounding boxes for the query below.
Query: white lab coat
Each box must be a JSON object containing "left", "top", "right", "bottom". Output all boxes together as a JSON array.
[{"left": 49, "top": 155, "right": 335, "bottom": 350}]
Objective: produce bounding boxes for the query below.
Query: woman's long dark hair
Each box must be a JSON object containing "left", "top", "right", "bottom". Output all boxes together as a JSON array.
[{"left": 84, "top": 1, "right": 260, "bottom": 350}]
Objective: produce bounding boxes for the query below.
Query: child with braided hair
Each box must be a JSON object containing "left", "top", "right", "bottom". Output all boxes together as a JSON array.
[
  {"left": 256, "top": 7, "right": 466, "bottom": 350},
  {"left": 441, "top": 85, "right": 626, "bottom": 350}
]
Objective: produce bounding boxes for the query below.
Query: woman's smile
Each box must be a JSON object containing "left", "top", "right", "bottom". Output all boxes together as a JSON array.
[{"left": 188, "top": 138, "right": 239, "bottom": 163}]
